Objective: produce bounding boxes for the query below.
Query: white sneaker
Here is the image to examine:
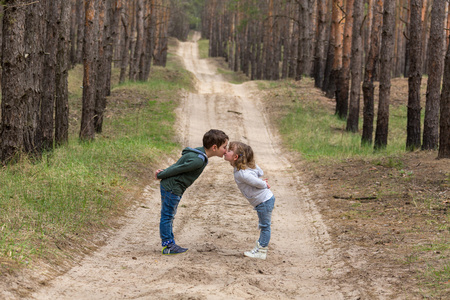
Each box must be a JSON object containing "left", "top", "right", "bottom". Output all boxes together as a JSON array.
[{"left": 244, "top": 242, "right": 268, "bottom": 260}]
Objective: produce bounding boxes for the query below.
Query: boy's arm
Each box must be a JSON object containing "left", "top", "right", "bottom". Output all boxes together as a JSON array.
[
  {"left": 155, "top": 169, "right": 164, "bottom": 180},
  {"left": 157, "top": 157, "right": 204, "bottom": 179}
]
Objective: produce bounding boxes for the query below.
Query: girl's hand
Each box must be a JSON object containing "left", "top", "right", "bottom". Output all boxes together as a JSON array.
[
  {"left": 264, "top": 179, "right": 270, "bottom": 189},
  {"left": 155, "top": 169, "right": 164, "bottom": 180}
]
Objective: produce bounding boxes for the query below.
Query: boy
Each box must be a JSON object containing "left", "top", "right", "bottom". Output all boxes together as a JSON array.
[{"left": 154, "top": 129, "right": 229, "bottom": 255}]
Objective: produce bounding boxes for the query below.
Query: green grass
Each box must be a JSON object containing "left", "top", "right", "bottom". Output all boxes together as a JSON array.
[
  {"left": 197, "top": 39, "right": 209, "bottom": 59},
  {"left": 0, "top": 46, "right": 194, "bottom": 270},
  {"left": 259, "top": 79, "right": 413, "bottom": 162}
]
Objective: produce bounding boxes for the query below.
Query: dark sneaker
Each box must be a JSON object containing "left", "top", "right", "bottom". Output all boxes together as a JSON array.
[{"left": 162, "top": 243, "right": 188, "bottom": 255}]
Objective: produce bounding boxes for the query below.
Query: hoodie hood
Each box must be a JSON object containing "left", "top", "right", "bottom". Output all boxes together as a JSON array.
[{"left": 183, "top": 147, "right": 208, "bottom": 165}]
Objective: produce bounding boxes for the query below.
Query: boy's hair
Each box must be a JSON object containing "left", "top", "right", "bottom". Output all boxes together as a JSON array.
[
  {"left": 228, "top": 141, "right": 256, "bottom": 170},
  {"left": 203, "top": 129, "right": 229, "bottom": 149}
]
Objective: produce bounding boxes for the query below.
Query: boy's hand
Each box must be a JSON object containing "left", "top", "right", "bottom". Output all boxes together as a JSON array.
[
  {"left": 264, "top": 179, "right": 270, "bottom": 189},
  {"left": 155, "top": 169, "right": 164, "bottom": 179}
]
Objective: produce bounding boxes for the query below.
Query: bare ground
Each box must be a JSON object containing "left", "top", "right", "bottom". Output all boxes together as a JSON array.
[{"left": 2, "top": 33, "right": 448, "bottom": 299}]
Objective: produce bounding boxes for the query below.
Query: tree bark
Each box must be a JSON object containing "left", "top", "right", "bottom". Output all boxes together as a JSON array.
[
  {"left": 439, "top": 33, "right": 450, "bottom": 158},
  {"left": 336, "top": 0, "right": 354, "bottom": 119},
  {"left": 75, "top": 0, "right": 85, "bottom": 64},
  {"left": 1, "top": 0, "right": 28, "bottom": 163},
  {"left": 119, "top": 1, "right": 130, "bottom": 84},
  {"left": 40, "top": 0, "right": 59, "bottom": 151},
  {"left": 94, "top": 0, "right": 107, "bottom": 133},
  {"left": 346, "top": 0, "right": 364, "bottom": 132},
  {"left": 374, "top": 0, "right": 396, "bottom": 150},
  {"left": 80, "top": 0, "right": 99, "bottom": 141},
  {"left": 322, "top": 0, "right": 335, "bottom": 94},
  {"left": 141, "top": 0, "right": 156, "bottom": 81},
  {"left": 130, "top": 0, "right": 143, "bottom": 81},
  {"left": 23, "top": 1, "right": 45, "bottom": 156},
  {"left": 55, "top": 0, "right": 71, "bottom": 145},
  {"left": 362, "top": 0, "right": 383, "bottom": 145},
  {"left": 327, "top": 0, "right": 343, "bottom": 99},
  {"left": 313, "top": 0, "right": 327, "bottom": 88},
  {"left": 406, "top": 0, "right": 424, "bottom": 151},
  {"left": 422, "top": 0, "right": 445, "bottom": 150}
]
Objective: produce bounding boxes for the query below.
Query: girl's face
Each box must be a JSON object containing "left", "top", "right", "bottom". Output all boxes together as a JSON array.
[{"left": 224, "top": 147, "right": 238, "bottom": 166}]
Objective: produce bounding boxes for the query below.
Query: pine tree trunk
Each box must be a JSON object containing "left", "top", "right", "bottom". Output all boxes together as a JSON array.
[
  {"left": 327, "top": 0, "right": 343, "bottom": 99},
  {"left": 362, "top": 0, "right": 383, "bottom": 145},
  {"left": 423, "top": 0, "right": 445, "bottom": 150},
  {"left": 374, "top": 0, "right": 396, "bottom": 150},
  {"left": 314, "top": 0, "right": 327, "bottom": 88},
  {"left": 142, "top": 0, "right": 156, "bottom": 81},
  {"left": 80, "top": 0, "right": 99, "bottom": 141},
  {"left": 336, "top": 0, "right": 354, "bottom": 119},
  {"left": 439, "top": 41, "right": 450, "bottom": 158},
  {"left": 95, "top": 0, "right": 107, "bottom": 133},
  {"left": 40, "top": 0, "right": 59, "bottom": 151},
  {"left": 322, "top": 0, "right": 334, "bottom": 94},
  {"left": 1, "top": 0, "right": 29, "bottom": 162},
  {"left": 76, "top": 0, "right": 85, "bottom": 64},
  {"left": 130, "top": 0, "right": 143, "bottom": 80},
  {"left": 24, "top": 1, "right": 45, "bottom": 156},
  {"left": 406, "top": 0, "right": 424, "bottom": 151},
  {"left": 55, "top": 0, "right": 71, "bottom": 145},
  {"left": 119, "top": 6, "right": 130, "bottom": 84},
  {"left": 346, "top": 0, "right": 364, "bottom": 132}
]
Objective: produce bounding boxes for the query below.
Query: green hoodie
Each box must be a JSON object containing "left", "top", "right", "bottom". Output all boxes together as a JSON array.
[{"left": 157, "top": 147, "right": 209, "bottom": 196}]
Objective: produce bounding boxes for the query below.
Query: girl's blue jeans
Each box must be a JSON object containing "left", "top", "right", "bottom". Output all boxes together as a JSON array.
[
  {"left": 159, "top": 185, "right": 182, "bottom": 246},
  {"left": 254, "top": 195, "right": 275, "bottom": 247}
]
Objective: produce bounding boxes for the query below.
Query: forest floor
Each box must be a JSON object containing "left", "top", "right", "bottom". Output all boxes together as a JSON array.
[
  {"left": 3, "top": 33, "right": 449, "bottom": 299},
  {"left": 260, "top": 77, "right": 450, "bottom": 299}
]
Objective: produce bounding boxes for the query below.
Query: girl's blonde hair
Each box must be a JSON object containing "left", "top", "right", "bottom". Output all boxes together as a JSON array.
[{"left": 228, "top": 141, "right": 256, "bottom": 170}]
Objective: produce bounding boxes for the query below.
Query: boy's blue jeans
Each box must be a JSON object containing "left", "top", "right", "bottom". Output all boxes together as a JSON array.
[
  {"left": 255, "top": 195, "right": 275, "bottom": 248},
  {"left": 159, "top": 185, "right": 182, "bottom": 246}
]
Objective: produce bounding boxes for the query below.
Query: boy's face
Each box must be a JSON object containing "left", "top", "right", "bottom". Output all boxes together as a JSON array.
[{"left": 215, "top": 141, "right": 228, "bottom": 157}]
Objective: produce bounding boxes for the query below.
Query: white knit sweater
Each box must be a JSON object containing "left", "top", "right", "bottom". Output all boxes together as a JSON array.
[{"left": 233, "top": 164, "right": 274, "bottom": 207}]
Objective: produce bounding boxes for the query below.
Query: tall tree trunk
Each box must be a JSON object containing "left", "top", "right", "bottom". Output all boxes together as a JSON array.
[
  {"left": 130, "top": 0, "right": 143, "bottom": 81},
  {"left": 374, "top": 0, "right": 396, "bottom": 150},
  {"left": 40, "top": 0, "right": 59, "bottom": 151},
  {"left": 439, "top": 32, "right": 450, "bottom": 158},
  {"left": 119, "top": 1, "right": 130, "bottom": 84},
  {"left": 95, "top": 0, "right": 107, "bottom": 133},
  {"left": 362, "top": 0, "right": 383, "bottom": 145},
  {"left": 336, "top": 0, "right": 354, "bottom": 119},
  {"left": 314, "top": 0, "right": 327, "bottom": 88},
  {"left": 1, "top": 0, "right": 28, "bottom": 163},
  {"left": 142, "top": 0, "right": 156, "bottom": 81},
  {"left": 23, "top": 1, "right": 45, "bottom": 156},
  {"left": 70, "top": 1, "right": 77, "bottom": 67},
  {"left": 103, "top": 0, "right": 113, "bottom": 97},
  {"left": 346, "top": 0, "right": 364, "bottom": 132},
  {"left": 76, "top": 0, "right": 85, "bottom": 64},
  {"left": 288, "top": 7, "right": 298, "bottom": 79},
  {"left": 327, "top": 0, "right": 343, "bottom": 99},
  {"left": 322, "top": 0, "right": 335, "bottom": 94},
  {"left": 423, "top": 0, "right": 445, "bottom": 150},
  {"left": 406, "top": 0, "right": 424, "bottom": 151},
  {"left": 80, "top": 0, "right": 99, "bottom": 141},
  {"left": 55, "top": 0, "right": 71, "bottom": 145},
  {"left": 295, "top": 0, "right": 305, "bottom": 80}
]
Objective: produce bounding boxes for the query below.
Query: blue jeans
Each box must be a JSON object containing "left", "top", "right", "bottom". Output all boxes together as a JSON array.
[
  {"left": 159, "top": 185, "right": 182, "bottom": 246},
  {"left": 254, "top": 195, "right": 275, "bottom": 247}
]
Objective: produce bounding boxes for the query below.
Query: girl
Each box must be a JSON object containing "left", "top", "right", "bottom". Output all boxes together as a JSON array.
[{"left": 224, "top": 141, "right": 275, "bottom": 260}]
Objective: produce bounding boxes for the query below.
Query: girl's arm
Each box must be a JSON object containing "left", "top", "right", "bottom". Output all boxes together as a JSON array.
[{"left": 235, "top": 170, "right": 268, "bottom": 189}]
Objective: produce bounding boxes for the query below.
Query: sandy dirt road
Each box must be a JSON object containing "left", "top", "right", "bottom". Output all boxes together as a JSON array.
[{"left": 29, "top": 32, "right": 359, "bottom": 299}]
